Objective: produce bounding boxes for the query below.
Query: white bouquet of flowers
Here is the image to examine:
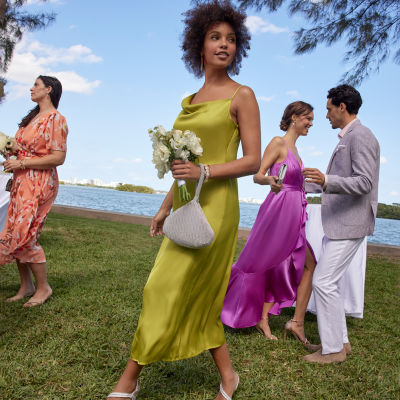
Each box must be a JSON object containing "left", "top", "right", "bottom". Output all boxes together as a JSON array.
[
  {"left": 0, "top": 131, "right": 16, "bottom": 159},
  {"left": 149, "top": 125, "right": 203, "bottom": 202}
]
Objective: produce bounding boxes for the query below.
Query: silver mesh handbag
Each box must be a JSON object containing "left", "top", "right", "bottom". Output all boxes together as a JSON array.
[{"left": 163, "top": 164, "right": 214, "bottom": 249}]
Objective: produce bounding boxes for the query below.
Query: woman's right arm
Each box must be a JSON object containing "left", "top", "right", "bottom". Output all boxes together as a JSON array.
[
  {"left": 253, "top": 137, "right": 285, "bottom": 193},
  {"left": 150, "top": 184, "right": 174, "bottom": 237}
]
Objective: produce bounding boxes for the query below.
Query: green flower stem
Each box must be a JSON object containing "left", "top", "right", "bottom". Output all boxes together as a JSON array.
[{"left": 179, "top": 183, "right": 191, "bottom": 203}]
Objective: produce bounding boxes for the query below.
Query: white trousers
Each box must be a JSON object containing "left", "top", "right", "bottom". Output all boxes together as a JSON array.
[{"left": 312, "top": 236, "right": 364, "bottom": 354}]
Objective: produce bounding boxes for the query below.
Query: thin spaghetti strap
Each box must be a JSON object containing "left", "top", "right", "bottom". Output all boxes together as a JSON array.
[{"left": 231, "top": 85, "right": 242, "bottom": 99}]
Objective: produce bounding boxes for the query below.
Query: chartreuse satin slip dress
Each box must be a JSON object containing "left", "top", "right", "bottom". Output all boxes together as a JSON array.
[{"left": 130, "top": 87, "right": 242, "bottom": 364}]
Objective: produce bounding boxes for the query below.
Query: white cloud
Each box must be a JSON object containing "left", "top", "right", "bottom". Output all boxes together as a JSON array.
[
  {"left": 5, "top": 36, "right": 102, "bottom": 96},
  {"left": 20, "top": 40, "right": 103, "bottom": 65},
  {"left": 380, "top": 156, "right": 388, "bottom": 164},
  {"left": 54, "top": 71, "right": 101, "bottom": 94},
  {"left": 286, "top": 90, "right": 299, "bottom": 97},
  {"left": 309, "top": 151, "right": 323, "bottom": 156},
  {"left": 113, "top": 158, "right": 144, "bottom": 164},
  {"left": 390, "top": 191, "right": 399, "bottom": 196},
  {"left": 298, "top": 145, "right": 316, "bottom": 152},
  {"left": 299, "top": 146, "right": 323, "bottom": 157},
  {"left": 245, "top": 16, "right": 288, "bottom": 35},
  {"left": 257, "top": 95, "right": 274, "bottom": 102}
]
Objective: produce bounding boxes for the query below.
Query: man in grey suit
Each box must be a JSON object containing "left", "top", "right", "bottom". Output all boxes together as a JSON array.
[{"left": 302, "top": 84, "right": 380, "bottom": 363}]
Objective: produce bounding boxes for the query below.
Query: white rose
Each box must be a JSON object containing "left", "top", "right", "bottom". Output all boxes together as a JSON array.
[
  {"left": 170, "top": 138, "right": 183, "bottom": 151},
  {"left": 187, "top": 136, "right": 203, "bottom": 156},
  {"left": 156, "top": 125, "right": 167, "bottom": 136},
  {"left": 175, "top": 148, "right": 190, "bottom": 161},
  {"left": 158, "top": 144, "right": 171, "bottom": 162}
]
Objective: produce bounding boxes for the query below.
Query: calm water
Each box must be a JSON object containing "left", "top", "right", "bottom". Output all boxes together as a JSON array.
[{"left": 55, "top": 185, "right": 400, "bottom": 247}]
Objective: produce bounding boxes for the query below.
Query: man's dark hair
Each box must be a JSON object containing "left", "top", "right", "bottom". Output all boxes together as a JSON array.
[{"left": 327, "top": 84, "right": 362, "bottom": 115}]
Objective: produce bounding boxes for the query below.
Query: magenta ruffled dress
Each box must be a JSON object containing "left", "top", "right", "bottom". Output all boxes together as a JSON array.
[{"left": 221, "top": 146, "right": 315, "bottom": 328}]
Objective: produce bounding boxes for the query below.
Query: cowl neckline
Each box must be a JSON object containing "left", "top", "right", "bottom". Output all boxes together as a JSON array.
[{"left": 181, "top": 94, "right": 233, "bottom": 113}]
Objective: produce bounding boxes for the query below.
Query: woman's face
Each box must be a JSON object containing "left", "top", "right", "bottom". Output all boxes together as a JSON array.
[
  {"left": 202, "top": 22, "right": 236, "bottom": 71},
  {"left": 294, "top": 111, "right": 314, "bottom": 136},
  {"left": 30, "top": 78, "right": 51, "bottom": 103}
]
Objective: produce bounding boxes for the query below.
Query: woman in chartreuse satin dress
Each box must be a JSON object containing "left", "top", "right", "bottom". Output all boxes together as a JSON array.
[
  {"left": 1, "top": 75, "right": 67, "bottom": 308},
  {"left": 108, "top": 2, "right": 260, "bottom": 400}
]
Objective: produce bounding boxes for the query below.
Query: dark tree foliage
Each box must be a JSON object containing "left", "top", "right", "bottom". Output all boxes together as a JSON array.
[
  {"left": 0, "top": 0, "right": 55, "bottom": 102},
  {"left": 238, "top": 0, "right": 400, "bottom": 85}
]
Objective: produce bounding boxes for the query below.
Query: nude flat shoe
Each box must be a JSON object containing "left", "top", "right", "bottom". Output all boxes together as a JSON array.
[
  {"left": 219, "top": 373, "right": 239, "bottom": 400},
  {"left": 23, "top": 291, "right": 52, "bottom": 308},
  {"left": 302, "top": 348, "right": 346, "bottom": 364},
  {"left": 344, "top": 342, "right": 352, "bottom": 354},
  {"left": 6, "top": 291, "right": 35, "bottom": 303},
  {"left": 108, "top": 382, "right": 140, "bottom": 399},
  {"left": 304, "top": 342, "right": 351, "bottom": 354}
]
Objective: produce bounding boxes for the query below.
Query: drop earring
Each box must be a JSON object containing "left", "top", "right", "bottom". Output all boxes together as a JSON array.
[{"left": 200, "top": 55, "right": 204, "bottom": 73}]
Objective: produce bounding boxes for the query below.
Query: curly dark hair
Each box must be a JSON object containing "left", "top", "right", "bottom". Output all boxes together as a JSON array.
[
  {"left": 280, "top": 101, "right": 313, "bottom": 131},
  {"left": 181, "top": 0, "right": 251, "bottom": 77},
  {"left": 327, "top": 84, "right": 362, "bottom": 115},
  {"left": 19, "top": 75, "right": 62, "bottom": 128}
]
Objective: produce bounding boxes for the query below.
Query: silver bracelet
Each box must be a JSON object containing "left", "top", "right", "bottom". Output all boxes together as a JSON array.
[{"left": 204, "top": 164, "right": 210, "bottom": 182}]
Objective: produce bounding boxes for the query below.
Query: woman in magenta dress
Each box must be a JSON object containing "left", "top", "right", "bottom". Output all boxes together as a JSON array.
[{"left": 221, "top": 101, "right": 318, "bottom": 348}]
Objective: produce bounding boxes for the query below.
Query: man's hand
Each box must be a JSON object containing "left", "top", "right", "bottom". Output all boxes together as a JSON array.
[{"left": 302, "top": 168, "right": 325, "bottom": 186}]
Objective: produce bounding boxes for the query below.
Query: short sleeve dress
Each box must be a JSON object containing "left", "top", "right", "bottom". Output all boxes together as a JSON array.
[{"left": 0, "top": 111, "right": 68, "bottom": 265}]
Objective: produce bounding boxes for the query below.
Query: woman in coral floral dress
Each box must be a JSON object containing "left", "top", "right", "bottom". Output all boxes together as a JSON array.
[{"left": 1, "top": 75, "right": 68, "bottom": 307}]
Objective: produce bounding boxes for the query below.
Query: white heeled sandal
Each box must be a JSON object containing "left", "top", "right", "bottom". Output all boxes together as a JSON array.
[
  {"left": 219, "top": 374, "right": 239, "bottom": 400},
  {"left": 107, "top": 382, "right": 140, "bottom": 399}
]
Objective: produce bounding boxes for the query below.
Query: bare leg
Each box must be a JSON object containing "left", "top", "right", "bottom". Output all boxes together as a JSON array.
[
  {"left": 108, "top": 359, "right": 142, "bottom": 399},
  {"left": 255, "top": 302, "right": 277, "bottom": 340},
  {"left": 5, "top": 261, "right": 35, "bottom": 302},
  {"left": 290, "top": 246, "right": 316, "bottom": 341},
  {"left": 210, "top": 343, "right": 238, "bottom": 400},
  {"left": 23, "top": 262, "right": 52, "bottom": 307}
]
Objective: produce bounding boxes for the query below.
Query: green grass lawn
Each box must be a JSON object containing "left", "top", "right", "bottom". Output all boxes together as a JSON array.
[{"left": 0, "top": 213, "right": 399, "bottom": 400}]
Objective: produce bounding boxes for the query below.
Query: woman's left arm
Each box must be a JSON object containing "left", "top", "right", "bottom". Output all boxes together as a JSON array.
[
  {"left": 171, "top": 86, "right": 261, "bottom": 181},
  {"left": 3, "top": 150, "right": 66, "bottom": 172}
]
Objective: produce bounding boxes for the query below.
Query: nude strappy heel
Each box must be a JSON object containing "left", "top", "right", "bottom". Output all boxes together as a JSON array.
[
  {"left": 255, "top": 317, "right": 278, "bottom": 340},
  {"left": 283, "top": 319, "right": 320, "bottom": 351}
]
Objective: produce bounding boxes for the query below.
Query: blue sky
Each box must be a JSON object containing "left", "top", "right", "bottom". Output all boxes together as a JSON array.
[{"left": 1, "top": 0, "right": 399, "bottom": 203}]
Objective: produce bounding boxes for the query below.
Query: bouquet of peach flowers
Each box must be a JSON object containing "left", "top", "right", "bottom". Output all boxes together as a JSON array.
[{"left": 149, "top": 125, "right": 203, "bottom": 202}]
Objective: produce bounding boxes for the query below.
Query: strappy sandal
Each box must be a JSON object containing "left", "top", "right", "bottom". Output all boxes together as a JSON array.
[
  {"left": 219, "top": 373, "right": 239, "bottom": 400},
  {"left": 283, "top": 319, "right": 320, "bottom": 351},
  {"left": 255, "top": 317, "right": 278, "bottom": 341},
  {"left": 107, "top": 382, "right": 140, "bottom": 399}
]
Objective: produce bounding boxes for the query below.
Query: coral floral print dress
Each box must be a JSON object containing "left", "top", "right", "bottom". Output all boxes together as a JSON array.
[{"left": 0, "top": 111, "right": 68, "bottom": 264}]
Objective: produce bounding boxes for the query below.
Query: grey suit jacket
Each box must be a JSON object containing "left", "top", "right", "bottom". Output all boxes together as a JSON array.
[{"left": 306, "top": 120, "right": 380, "bottom": 239}]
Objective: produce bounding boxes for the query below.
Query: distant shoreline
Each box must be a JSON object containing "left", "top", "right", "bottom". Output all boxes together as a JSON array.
[
  {"left": 59, "top": 182, "right": 168, "bottom": 195},
  {"left": 59, "top": 183, "right": 400, "bottom": 220}
]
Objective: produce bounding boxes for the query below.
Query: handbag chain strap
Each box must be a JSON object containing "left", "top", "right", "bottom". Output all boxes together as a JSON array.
[{"left": 194, "top": 164, "right": 205, "bottom": 202}]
